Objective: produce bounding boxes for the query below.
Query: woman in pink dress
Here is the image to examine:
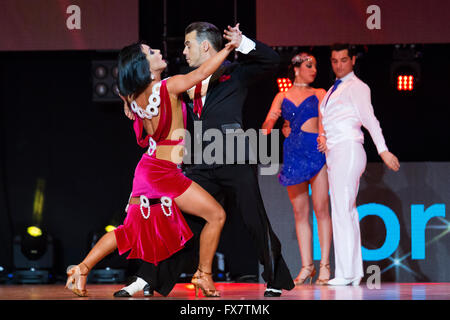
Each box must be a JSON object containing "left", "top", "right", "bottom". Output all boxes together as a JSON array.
[{"left": 65, "top": 27, "right": 241, "bottom": 298}]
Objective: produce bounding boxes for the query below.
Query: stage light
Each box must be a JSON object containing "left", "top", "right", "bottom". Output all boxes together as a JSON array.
[
  {"left": 20, "top": 229, "right": 49, "bottom": 261},
  {"left": 277, "top": 78, "right": 292, "bottom": 92},
  {"left": 397, "top": 75, "right": 414, "bottom": 91},
  {"left": 13, "top": 227, "right": 54, "bottom": 284},
  {"left": 0, "top": 266, "right": 7, "bottom": 284},
  {"left": 105, "top": 225, "right": 116, "bottom": 233},
  {"left": 86, "top": 222, "right": 127, "bottom": 284},
  {"left": 27, "top": 226, "right": 42, "bottom": 238},
  {"left": 390, "top": 44, "right": 421, "bottom": 92}
]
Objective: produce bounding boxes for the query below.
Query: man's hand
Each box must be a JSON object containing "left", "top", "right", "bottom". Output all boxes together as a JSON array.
[
  {"left": 380, "top": 151, "right": 400, "bottom": 171},
  {"left": 317, "top": 136, "right": 327, "bottom": 153},
  {"left": 223, "top": 23, "right": 242, "bottom": 50},
  {"left": 119, "top": 94, "right": 135, "bottom": 121}
]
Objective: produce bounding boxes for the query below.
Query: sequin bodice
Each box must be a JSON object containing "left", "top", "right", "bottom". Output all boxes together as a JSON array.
[{"left": 278, "top": 94, "right": 326, "bottom": 186}]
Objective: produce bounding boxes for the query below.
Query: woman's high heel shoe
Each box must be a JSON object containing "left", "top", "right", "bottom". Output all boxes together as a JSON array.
[
  {"left": 191, "top": 268, "right": 220, "bottom": 297},
  {"left": 294, "top": 264, "right": 317, "bottom": 285},
  {"left": 65, "top": 263, "right": 89, "bottom": 297},
  {"left": 315, "top": 263, "right": 331, "bottom": 285}
]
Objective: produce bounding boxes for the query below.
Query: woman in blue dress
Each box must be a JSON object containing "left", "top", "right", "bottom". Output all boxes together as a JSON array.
[{"left": 262, "top": 53, "right": 332, "bottom": 285}]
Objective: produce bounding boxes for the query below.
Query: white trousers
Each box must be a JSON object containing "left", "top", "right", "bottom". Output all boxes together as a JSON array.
[{"left": 326, "top": 141, "right": 366, "bottom": 279}]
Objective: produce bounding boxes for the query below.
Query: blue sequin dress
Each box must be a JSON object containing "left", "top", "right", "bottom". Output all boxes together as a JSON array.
[{"left": 279, "top": 95, "right": 326, "bottom": 186}]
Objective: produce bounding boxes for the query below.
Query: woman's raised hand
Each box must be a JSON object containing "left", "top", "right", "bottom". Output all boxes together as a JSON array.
[{"left": 223, "top": 23, "right": 242, "bottom": 50}]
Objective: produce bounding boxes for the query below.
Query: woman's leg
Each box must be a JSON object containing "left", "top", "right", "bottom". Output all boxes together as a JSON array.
[
  {"left": 286, "top": 182, "right": 314, "bottom": 281},
  {"left": 79, "top": 231, "right": 117, "bottom": 272},
  {"left": 174, "top": 181, "right": 226, "bottom": 292},
  {"left": 310, "top": 165, "right": 332, "bottom": 280},
  {"left": 66, "top": 231, "right": 117, "bottom": 294}
]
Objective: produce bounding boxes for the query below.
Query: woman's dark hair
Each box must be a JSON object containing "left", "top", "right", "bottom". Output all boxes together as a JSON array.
[
  {"left": 287, "top": 52, "right": 314, "bottom": 82},
  {"left": 185, "top": 22, "right": 223, "bottom": 52},
  {"left": 117, "top": 42, "right": 151, "bottom": 97},
  {"left": 330, "top": 43, "right": 356, "bottom": 58}
]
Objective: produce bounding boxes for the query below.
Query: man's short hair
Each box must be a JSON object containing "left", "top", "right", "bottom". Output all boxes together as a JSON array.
[
  {"left": 330, "top": 43, "right": 356, "bottom": 58},
  {"left": 185, "top": 22, "right": 223, "bottom": 52}
]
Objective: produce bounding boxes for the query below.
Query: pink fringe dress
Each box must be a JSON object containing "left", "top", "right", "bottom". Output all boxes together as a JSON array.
[{"left": 114, "top": 79, "right": 193, "bottom": 265}]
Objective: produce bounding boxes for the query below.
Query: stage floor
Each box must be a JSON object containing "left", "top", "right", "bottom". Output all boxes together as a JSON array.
[{"left": 0, "top": 282, "right": 449, "bottom": 300}]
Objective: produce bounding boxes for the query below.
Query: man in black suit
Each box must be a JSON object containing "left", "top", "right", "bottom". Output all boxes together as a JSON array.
[{"left": 181, "top": 22, "right": 294, "bottom": 297}]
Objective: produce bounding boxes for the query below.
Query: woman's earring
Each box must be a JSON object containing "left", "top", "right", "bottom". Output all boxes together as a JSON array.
[{"left": 151, "top": 73, "right": 155, "bottom": 80}]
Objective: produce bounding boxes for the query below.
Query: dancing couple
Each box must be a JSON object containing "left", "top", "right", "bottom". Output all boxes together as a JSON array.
[
  {"left": 263, "top": 44, "right": 400, "bottom": 286},
  {"left": 66, "top": 22, "right": 294, "bottom": 298}
]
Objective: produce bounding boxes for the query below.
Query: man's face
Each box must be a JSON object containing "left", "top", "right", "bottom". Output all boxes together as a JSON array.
[
  {"left": 331, "top": 49, "right": 356, "bottom": 79},
  {"left": 183, "top": 31, "right": 204, "bottom": 68}
]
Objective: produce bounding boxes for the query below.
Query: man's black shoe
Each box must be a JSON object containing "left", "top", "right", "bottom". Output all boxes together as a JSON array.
[
  {"left": 143, "top": 284, "right": 154, "bottom": 297},
  {"left": 264, "top": 287, "right": 282, "bottom": 297},
  {"left": 113, "top": 289, "right": 132, "bottom": 297}
]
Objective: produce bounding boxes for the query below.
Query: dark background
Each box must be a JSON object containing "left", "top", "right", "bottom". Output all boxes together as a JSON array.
[{"left": 0, "top": 0, "right": 448, "bottom": 282}]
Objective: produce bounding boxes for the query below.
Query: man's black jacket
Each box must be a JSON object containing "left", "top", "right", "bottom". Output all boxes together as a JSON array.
[{"left": 182, "top": 39, "right": 280, "bottom": 169}]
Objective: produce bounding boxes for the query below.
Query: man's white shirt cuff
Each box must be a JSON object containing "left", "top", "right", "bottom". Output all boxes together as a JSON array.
[{"left": 236, "top": 35, "right": 256, "bottom": 54}]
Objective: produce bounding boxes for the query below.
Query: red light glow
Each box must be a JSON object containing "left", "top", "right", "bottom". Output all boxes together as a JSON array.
[
  {"left": 397, "top": 75, "right": 414, "bottom": 91},
  {"left": 277, "top": 78, "right": 293, "bottom": 92}
]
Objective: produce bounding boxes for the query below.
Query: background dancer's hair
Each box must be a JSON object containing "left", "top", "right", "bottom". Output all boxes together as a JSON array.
[
  {"left": 330, "top": 43, "right": 356, "bottom": 58},
  {"left": 287, "top": 52, "right": 314, "bottom": 82}
]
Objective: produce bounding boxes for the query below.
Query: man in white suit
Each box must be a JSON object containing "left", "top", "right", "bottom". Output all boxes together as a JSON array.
[{"left": 317, "top": 43, "right": 400, "bottom": 286}]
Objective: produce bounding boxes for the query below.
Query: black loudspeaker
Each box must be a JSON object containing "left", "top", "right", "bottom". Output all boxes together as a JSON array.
[{"left": 92, "top": 60, "right": 120, "bottom": 102}]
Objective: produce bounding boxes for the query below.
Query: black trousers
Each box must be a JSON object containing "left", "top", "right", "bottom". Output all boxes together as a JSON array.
[
  {"left": 134, "top": 164, "right": 294, "bottom": 294},
  {"left": 185, "top": 164, "right": 294, "bottom": 290}
]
